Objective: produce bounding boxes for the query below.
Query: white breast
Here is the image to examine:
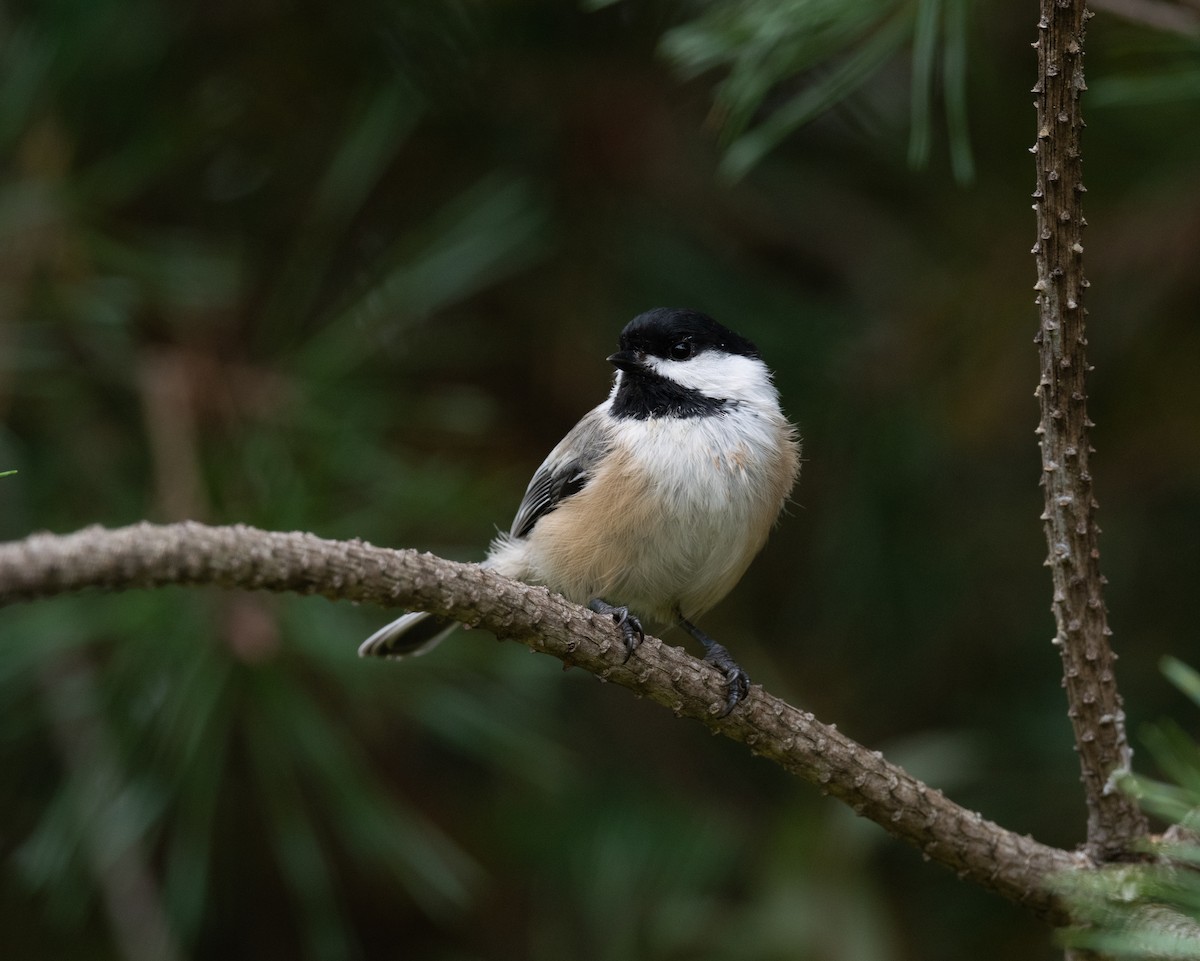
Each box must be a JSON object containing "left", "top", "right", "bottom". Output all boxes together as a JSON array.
[
  {"left": 617, "top": 407, "right": 795, "bottom": 617},
  {"left": 492, "top": 401, "right": 799, "bottom": 624}
]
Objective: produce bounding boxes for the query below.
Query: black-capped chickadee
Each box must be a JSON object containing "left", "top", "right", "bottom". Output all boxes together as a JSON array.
[{"left": 360, "top": 307, "right": 800, "bottom": 715}]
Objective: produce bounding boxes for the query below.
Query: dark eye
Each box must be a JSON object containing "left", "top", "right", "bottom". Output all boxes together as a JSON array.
[{"left": 670, "top": 341, "right": 694, "bottom": 360}]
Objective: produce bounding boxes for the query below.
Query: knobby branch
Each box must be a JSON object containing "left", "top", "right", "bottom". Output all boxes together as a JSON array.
[
  {"left": 1030, "top": 0, "right": 1147, "bottom": 858},
  {"left": 0, "top": 521, "right": 1086, "bottom": 923}
]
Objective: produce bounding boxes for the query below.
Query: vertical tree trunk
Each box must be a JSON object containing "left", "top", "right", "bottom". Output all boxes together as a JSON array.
[{"left": 1030, "top": 0, "right": 1148, "bottom": 860}]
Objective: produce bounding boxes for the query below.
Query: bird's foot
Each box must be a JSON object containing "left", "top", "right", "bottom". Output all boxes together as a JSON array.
[
  {"left": 587, "top": 598, "right": 644, "bottom": 661},
  {"left": 702, "top": 642, "right": 751, "bottom": 718},
  {"left": 676, "top": 615, "right": 751, "bottom": 717}
]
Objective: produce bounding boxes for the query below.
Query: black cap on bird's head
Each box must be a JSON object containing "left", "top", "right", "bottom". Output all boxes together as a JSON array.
[{"left": 608, "top": 308, "right": 760, "bottom": 372}]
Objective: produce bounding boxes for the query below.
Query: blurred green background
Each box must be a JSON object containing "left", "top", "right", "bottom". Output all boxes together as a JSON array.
[{"left": 2, "top": 1, "right": 1199, "bottom": 958}]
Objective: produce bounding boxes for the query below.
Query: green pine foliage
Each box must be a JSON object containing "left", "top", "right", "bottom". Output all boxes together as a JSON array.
[
  {"left": 1056, "top": 660, "right": 1200, "bottom": 959},
  {"left": 661, "top": 0, "right": 974, "bottom": 180}
]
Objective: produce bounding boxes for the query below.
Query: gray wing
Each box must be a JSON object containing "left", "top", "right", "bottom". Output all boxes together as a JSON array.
[{"left": 509, "top": 406, "right": 613, "bottom": 539}]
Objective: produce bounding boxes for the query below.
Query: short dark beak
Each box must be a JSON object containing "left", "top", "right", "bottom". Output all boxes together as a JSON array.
[{"left": 607, "top": 349, "right": 646, "bottom": 372}]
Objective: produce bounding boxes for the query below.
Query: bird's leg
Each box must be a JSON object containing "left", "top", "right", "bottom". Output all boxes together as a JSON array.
[
  {"left": 587, "top": 598, "right": 644, "bottom": 661},
  {"left": 676, "top": 614, "right": 750, "bottom": 717}
]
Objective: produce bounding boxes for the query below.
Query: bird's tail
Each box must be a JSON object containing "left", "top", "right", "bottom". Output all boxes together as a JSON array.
[{"left": 358, "top": 611, "right": 458, "bottom": 659}]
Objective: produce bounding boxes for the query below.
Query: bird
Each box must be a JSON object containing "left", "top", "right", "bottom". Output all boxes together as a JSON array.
[{"left": 359, "top": 307, "right": 800, "bottom": 715}]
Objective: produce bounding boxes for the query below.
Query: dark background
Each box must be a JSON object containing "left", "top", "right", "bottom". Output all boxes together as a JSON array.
[{"left": 2, "top": 1, "right": 1199, "bottom": 959}]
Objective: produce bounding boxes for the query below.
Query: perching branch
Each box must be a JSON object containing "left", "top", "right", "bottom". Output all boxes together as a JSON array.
[
  {"left": 0, "top": 521, "right": 1086, "bottom": 922},
  {"left": 1031, "top": 0, "right": 1148, "bottom": 859}
]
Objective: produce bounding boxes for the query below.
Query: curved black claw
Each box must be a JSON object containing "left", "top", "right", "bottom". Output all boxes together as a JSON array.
[
  {"left": 703, "top": 642, "right": 751, "bottom": 717},
  {"left": 587, "top": 598, "right": 644, "bottom": 661}
]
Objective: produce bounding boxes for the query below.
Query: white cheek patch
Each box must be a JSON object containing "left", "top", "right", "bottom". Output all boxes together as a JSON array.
[{"left": 644, "top": 352, "right": 776, "bottom": 406}]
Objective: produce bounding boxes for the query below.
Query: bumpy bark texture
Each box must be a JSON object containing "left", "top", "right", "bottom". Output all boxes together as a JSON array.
[
  {"left": 0, "top": 521, "right": 1085, "bottom": 921},
  {"left": 1030, "top": 0, "right": 1147, "bottom": 860}
]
